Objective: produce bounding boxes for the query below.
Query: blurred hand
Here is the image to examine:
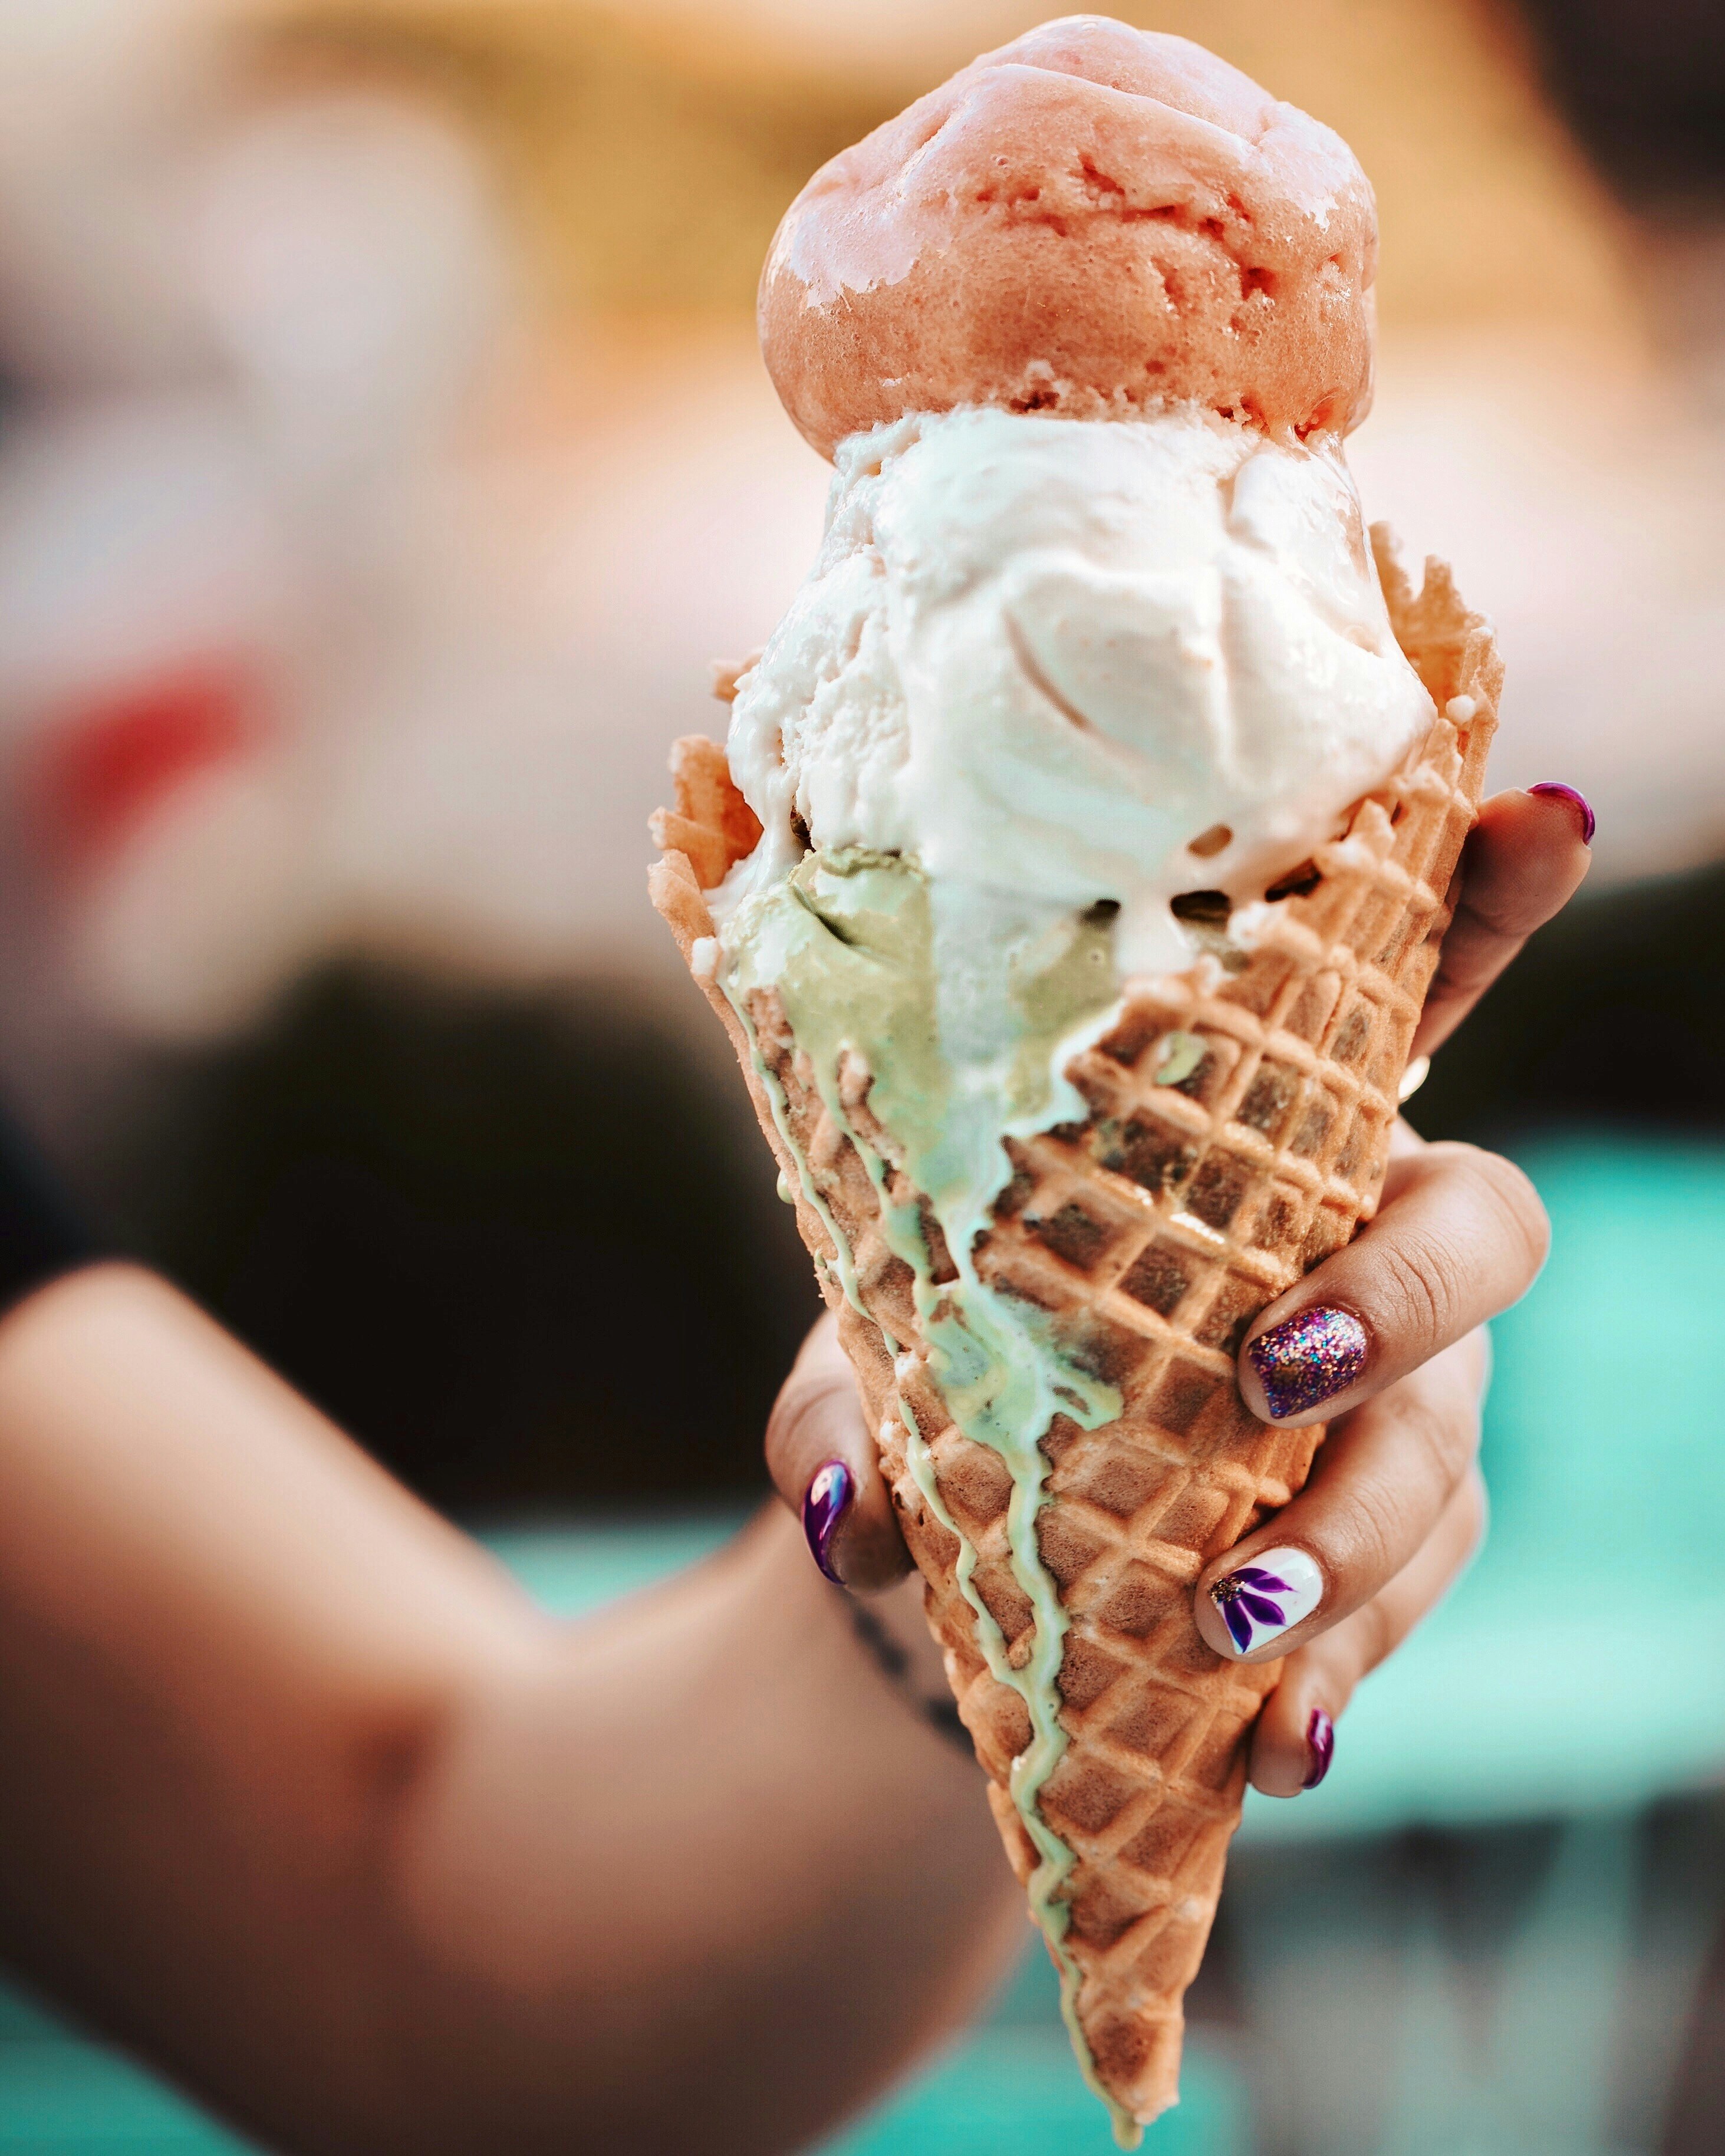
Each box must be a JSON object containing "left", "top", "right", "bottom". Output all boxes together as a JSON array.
[{"left": 765, "top": 784, "right": 1592, "bottom": 1794}]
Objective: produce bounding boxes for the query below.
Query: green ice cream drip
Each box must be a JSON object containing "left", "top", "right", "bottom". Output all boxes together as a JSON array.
[{"left": 719, "top": 849, "right": 1145, "bottom": 2148}]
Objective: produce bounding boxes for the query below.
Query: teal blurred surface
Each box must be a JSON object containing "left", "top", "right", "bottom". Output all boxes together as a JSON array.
[
  {"left": 488, "top": 1514, "right": 744, "bottom": 1614},
  {"left": 0, "top": 1986, "right": 242, "bottom": 2152},
  {"left": 0, "top": 1128, "right": 1717, "bottom": 2151}
]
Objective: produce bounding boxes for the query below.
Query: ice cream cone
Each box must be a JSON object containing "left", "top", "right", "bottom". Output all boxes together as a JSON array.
[{"left": 650, "top": 530, "right": 1498, "bottom": 2134}]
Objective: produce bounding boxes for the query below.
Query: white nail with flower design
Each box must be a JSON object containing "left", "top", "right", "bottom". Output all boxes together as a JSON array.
[{"left": 1205, "top": 1546, "right": 1324, "bottom": 1658}]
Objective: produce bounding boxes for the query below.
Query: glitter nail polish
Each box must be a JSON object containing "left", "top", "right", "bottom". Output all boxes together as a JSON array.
[
  {"left": 1247, "top": 1305, "right": 1368, "bottom": 1420},
  {"left": 1302, "top": 1707, "right": 1335, "bottom": 1790},
  {"left": 1206, "top": 1545, "right": 1324, "bottom": 1656},
  {"left": 1527, "top": 781, "right": 1595, "bottom": 846},
  {"left": 802, "top": 1459, "right": 852, "bottom": 1584}
]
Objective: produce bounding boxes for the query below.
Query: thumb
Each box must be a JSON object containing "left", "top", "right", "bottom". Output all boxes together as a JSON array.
[{"left": 765, "top": 1314, "right": 911, "bottom": 1592}]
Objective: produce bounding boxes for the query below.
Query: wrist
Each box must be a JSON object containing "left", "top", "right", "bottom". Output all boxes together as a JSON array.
[{"left": 840, "top": 1575, "right": 972, "bottom": 1758}]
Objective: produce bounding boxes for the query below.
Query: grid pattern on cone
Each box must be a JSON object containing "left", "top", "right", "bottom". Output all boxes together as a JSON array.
[{"left": 649, "top": 532, "right": 1500, "bottom": 2124}]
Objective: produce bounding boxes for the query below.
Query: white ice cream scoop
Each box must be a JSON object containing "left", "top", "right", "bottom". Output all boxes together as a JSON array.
[{"left": 722, "top": 403, "right": 1434, "bottom": 980}]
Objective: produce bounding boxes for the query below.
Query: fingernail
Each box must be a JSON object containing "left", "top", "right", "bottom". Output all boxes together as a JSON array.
[
  {"left": 1527, "top": 782, "right": 1595, "bottom": 846},
  {"left": 802, "top": 1459, "right": 852, "bottom": 1585},
  {"left": 1207, "top": 1546, "right": 1324, "bottom": 1658},
  {"left": 1302, "top": 1707, "right": 1335, "bottom": 1790},
  {"left": 1247, "top": 1306, "right": 1368, "bottom": 1420}
]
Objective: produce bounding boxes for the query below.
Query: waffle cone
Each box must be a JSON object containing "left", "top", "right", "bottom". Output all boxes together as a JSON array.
[{"left": 650, "top": 530, "right": 1499, "bottom": 2132}]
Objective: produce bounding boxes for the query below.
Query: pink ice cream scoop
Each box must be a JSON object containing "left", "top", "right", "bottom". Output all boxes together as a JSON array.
[{"left": 759, "top": 15, "right": 1377, "bottom": 459}]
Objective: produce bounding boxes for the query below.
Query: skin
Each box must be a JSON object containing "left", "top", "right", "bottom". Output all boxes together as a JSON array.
[{"left": 765, "top": 785, "right": 1594, "bottom": 1796}]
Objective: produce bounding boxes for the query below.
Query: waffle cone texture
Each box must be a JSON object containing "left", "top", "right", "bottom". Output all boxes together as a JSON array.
[{"left": 650, "top": 531, "right": 1499, "bottom": 2129}]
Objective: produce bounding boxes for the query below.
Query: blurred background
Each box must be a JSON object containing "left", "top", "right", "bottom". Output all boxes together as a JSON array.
[{"left": 0, "top": 0, "right": 1721, "bottom": 2150}]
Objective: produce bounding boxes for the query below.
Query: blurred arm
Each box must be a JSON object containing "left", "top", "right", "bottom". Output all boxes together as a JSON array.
[{"left": 0, "top": 1264, "right": 1019, "bottom": 2156}]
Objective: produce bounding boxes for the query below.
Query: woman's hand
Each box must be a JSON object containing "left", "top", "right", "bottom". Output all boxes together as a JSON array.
[{"left": 765, "top": 783, "right": 1594, "bottom": 1793}]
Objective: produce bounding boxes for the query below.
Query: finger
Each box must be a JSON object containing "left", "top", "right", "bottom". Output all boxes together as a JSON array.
[
  {"left": 1237, "top": 1140, "right": 1547, "bottom": 1427},
  {"left": 1413, "top": 785, "right": 1592, "bottom": 1061},
  {"left": 1195, "top": 1328, "right": 1485, "bottom": 1664},
  {"left": 1248, "top": 1466, "right": 1486, "bottom": 1796},
  {"left": 765, "top": 1314, "right": 910, "bottom": 1592}
]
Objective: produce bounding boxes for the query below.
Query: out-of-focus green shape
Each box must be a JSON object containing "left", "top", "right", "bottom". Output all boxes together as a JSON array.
[
  {"left": 0, "top": 1985, "right": 245, "bottom": 2151},
  {"left": 488, "top": 1515, "right": 745, "bottom": 1612}
]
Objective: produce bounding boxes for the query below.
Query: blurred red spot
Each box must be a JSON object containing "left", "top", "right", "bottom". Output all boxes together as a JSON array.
[{"left": 31, "top": 661, "right": 261, "bottom": 871}]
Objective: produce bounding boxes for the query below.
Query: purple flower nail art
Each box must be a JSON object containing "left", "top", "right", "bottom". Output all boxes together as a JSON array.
[
  {"left": 1210, "top": 1565, "right": 1293, "bottom": 1653},
  {"left": 802, "top": 1459, "right": 852, "bottom": 1585},
  {"left": 1204, "top": 1545, "right": 1325, "bottom": 1658}
]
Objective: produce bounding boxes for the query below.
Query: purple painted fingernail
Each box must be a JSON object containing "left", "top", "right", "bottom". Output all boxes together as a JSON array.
[
  {"left": 802, "top": 1459, "right": 852, "bottom": 1585},
  {"left": 1247, "top": 1306, "right": 1368, "bottom": 1420},
  {"left": 1207, "top": 1545, "right": 1324, "bottom": 1657},
  {"left": 1527, "top": 782, "right": 1595, "bottom": 846},
  {"left": 1302, "top": 1707, "right": 1335, "bottom": 1790}
]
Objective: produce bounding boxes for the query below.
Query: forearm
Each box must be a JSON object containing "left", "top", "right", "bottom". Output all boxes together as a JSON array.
[
  {"left": 383, "top": 1505, "right": 1022, "bottom": 2156},
  {"left": 0, "top": 1267, "right": 1020, "bottom": 2155},
  {"left": 0, "top": 1265, "right": 546, "bottom": 2148}
]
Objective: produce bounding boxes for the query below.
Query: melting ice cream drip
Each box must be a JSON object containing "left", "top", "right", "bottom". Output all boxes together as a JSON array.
[{"left": 715, "top": 849, "right": 1144, "bottom": 2142}]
